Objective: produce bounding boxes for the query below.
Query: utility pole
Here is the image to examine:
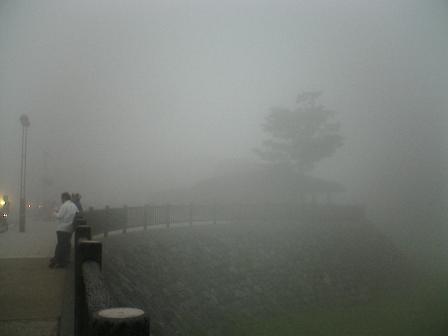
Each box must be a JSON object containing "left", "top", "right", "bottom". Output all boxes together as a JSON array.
[{"left": 19, "top": 114, "right": 30, "bottom": 233}]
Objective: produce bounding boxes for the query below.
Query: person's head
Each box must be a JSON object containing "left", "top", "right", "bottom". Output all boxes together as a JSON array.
[
  {"left": 73, "top": 193, "right": 81, "bottom": 201},
  {"left": 61, "top": 192, "right": 71, "bottom": 203}
]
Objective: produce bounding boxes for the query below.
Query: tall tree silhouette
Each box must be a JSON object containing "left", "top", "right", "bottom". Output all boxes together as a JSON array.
[{"left": 256, "top": 91, "right": 343, "bottom": 174}]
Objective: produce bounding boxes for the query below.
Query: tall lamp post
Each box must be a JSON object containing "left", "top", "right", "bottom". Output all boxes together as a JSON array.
[{"left": 19, "top": 114, "right": 30, "bottom": 233}]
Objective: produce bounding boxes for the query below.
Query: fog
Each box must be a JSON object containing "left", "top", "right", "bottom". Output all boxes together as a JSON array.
[{"left": 1, "top": 1, "right": 447, "bottom": 252}]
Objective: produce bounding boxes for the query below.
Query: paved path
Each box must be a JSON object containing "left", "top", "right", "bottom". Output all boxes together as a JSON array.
[
  {"left": 0, "top": 218, "right": 57, "bottom": 258},
  {"left": 0, "top": 218, "right": 68, "bottom": 336}
]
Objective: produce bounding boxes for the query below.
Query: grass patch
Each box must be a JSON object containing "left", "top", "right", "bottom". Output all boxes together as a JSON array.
[{"left": 221, "top": 272, "right": 448, "bottom": 336}]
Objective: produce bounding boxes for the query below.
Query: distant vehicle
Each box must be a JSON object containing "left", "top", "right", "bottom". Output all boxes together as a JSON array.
[
  {"left": 0, "top": 211, "right": 8, "bottom": 232},
  {"left": 0, "top": 195, "right": 9, "bottom": 232}
]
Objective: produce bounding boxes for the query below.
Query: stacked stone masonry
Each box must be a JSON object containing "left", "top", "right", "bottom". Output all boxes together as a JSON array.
[{"left": 102, "top": 220, "right": 410, "bottom": 336}]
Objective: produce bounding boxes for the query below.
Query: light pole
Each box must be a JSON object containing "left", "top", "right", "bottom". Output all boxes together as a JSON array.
[{"left": 19, "top": 114, "right": 30, "bottom": 233}]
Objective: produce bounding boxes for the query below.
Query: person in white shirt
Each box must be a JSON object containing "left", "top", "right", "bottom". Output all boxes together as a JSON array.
[{"left": 49, "top": 192, "right": 79, "bottom": 268}]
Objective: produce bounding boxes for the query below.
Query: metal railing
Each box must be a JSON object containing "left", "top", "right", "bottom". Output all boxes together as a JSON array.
[{"left": 83, "top": 203, "right": 365, "bottom": 237}]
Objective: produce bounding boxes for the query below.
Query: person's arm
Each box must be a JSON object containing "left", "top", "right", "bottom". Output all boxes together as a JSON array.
[{"left": 54, "top": 203, "right": 66, "bottom": 219}]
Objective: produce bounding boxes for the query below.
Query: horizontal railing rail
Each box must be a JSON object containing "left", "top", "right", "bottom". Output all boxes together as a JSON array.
[{"left": 83, "top": 203, "right": 365, "bottom": 237}]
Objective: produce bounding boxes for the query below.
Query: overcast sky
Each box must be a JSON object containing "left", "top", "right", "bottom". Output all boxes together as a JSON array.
[{"left": 0, "top": 0, "right": 447, "bottom": 213}]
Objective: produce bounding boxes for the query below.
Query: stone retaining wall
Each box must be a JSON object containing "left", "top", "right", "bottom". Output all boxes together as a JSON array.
[{"left": 102, "top": 220, "right": 410, "bottom": 335}]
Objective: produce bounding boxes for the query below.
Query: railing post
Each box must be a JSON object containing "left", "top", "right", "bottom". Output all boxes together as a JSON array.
[
  {"left": 74, "top": 225, "right": 92, "bottom": 336},
  {"left": 78, "top": 240, "right": 102, "bottom": 335},
  {"left": 151, "top": 206, "right": 156, "bottom": 226},
  {"left": 104, "top": 206, "right": 109, "bottom": 238},
  {"left": 189, "top": 202, "right": 193, "bottom": 227},
  {"left": 74, "top": 217, "right": 150, "bottom": 336},
  {"left": 74, "top": 216, "right": 87, "bottom": 230},
  {"left": 91, "top": 308, "right": 150, "bottom": 335},
  {"left": 143, "top": 204, "right": 149, "bottom": 231},
  {"left": 123, "top": 205, "right": 128, "bottom": 234},
  {"left": 86, "top": 207, "right": 94, "bottom": 233},
  {"left": 75, "top": 226, "right": 92, "bottom": 244},
  {"left": 238, "top": 203, "right": 243, "bottom": 221},
  {"left": 80, "top": 240, "right": 102, "bottom": 266},
  {"left": 166, "top": 204, "right": 170, "bottom": 228},
  {"left": 154, "top": 206, "right": 158, "bottom": 226}
]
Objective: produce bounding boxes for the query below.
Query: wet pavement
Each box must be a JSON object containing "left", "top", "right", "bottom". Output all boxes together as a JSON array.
[{"left": 0, "top": 218, "right": 68, "bottom": 336}]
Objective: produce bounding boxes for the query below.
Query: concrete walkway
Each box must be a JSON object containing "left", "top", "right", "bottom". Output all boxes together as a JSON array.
[
  {"left": 0, "top": 218, "right": 56, "bottom": 258},
  {"left": 0, "top": 218, "right": 68, "bottom": 336}
]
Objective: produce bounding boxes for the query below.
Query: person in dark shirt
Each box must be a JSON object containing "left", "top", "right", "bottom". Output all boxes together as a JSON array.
[{"left": 72, "top": 193, "right": 83, "bottom": 213}]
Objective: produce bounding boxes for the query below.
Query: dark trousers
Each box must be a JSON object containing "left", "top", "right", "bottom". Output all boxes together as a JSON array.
[{"left": 53, "top": 231, "right": 72, "bottom": 265}]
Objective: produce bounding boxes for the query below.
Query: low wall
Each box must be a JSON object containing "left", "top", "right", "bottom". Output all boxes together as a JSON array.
[{"left": 100, "top": 219, "right": 410, "bottom": 336}]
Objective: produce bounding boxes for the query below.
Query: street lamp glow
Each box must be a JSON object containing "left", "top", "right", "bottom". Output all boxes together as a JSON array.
[
  {"left": 0, "top": 199, "right": 5, "bottom": 207},
  {"left": 20, "top": 114, "right": 30, "bottom": 127}
]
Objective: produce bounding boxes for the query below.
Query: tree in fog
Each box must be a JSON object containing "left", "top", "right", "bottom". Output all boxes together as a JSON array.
[{"left": 256, "top": 91, "right": 343, "bottom": 174}]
